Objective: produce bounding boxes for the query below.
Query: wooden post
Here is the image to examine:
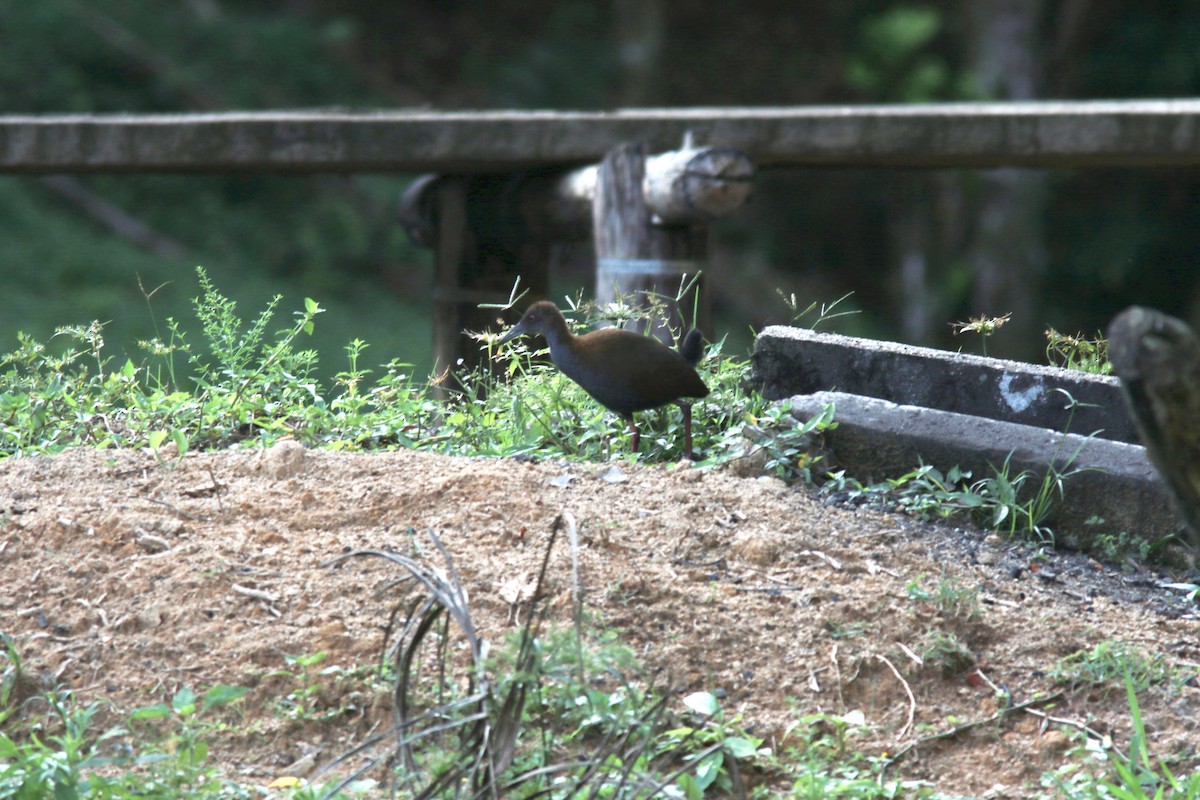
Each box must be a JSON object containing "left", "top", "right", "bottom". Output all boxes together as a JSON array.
[
  {"left": 592, "top": 141, "right": 708, "bottom": 341},
  {"left": 402, "top": 144, "right": 751, "bottom": 368}
]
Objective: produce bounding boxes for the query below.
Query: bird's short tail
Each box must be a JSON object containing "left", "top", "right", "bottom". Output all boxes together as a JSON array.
[{"left": 678, "top": 328, "right": 705, "bottom": 366}]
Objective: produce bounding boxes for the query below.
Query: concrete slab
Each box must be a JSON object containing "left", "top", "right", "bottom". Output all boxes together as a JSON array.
[
  {"left": 786, "top": 391, "right": 1185, "bottom": 548},
  {"left": 753, "top": 325, "right": 1137, "bottom": 443}
]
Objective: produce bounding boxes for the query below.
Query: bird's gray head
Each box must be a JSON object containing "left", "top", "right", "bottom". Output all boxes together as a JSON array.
[{"left": 497, "top": 301, "right": 565, "bottom": 344}]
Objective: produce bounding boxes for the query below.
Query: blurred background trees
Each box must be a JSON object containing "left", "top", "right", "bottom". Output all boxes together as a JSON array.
[{"left": 3, "top": 0, "right": 1200, "bottom": 376}]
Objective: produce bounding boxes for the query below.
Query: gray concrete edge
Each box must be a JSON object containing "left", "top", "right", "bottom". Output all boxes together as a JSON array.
[
  {"left": 753, "top": 325, "right": 1137, "bottom": 443},
  {"left": 786, "top": 391, "right": 1184, "bottom": 547}
]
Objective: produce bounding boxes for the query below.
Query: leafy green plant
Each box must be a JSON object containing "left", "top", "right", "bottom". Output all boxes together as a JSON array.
[
  {"left": 1089, "top": 523, "right": 1157, "bottom": 564},
  {"left": 729, "top": 400, "right": 837, "bottom": 483},
  {"left": 1050, "top": 641, "right": 1171, "bottom": 696},
  {"left": 654, "top": 691, "right": 772, "bottom": 797},
  {"left": 0, "top": 692, "right": 129, "bottom": 800},
  {"left": 904, "top": 573, "right": 981, "bottom": 622},
  {"left": 1045, "top": 327, "right": 1112, "bottom": 375},
  {"left": 872, "top": 425, "right": 1090, "bottom": 545},
  {"left": 0, "top": 634, "right": 21, "bottom": 730},
  {"left": 267, "top": 652, "right": 341, "bottom": 724},
  {"left": 951, "top": 312, "right": 1012, "bottom": 357},
  {"left": 127, "top": 684, "right": 250, "bottom": 795},
  {"left": 917, "top": 631, "right": 976, "bottom": 678},
  {"left": 1043, "top": 670, "right": 1200, "bottom": 799},
  {"left": 784, "top": 710, "right": 931, "bottom": 798}
]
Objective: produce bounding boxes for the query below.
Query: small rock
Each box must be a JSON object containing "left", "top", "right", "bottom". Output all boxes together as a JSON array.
[
  {"left": 137, "top": 604, "right": 166, "bottom": 630},
  {"left": 134, "top": 528, "right": 170, "bottom": 553},
  {"left": 286, "top": 751, "right": 319, "bottom": 776},
  {"left": 728, "top": 444, "right": 772, "bottom": 478},
  {"left": 731, "top": 531, "right": 782, "bottom": 566},
  {"left": 548, "top": 473, "right": 576, "bottom": 489},
  {"left": 977, "top": 550, "right": 998, "bottom": 566},
  {"left": 1037, "top": 729, "right": 1071, "bottom": 756},
  {"left": 260, "top": 439, "right": 306, "bottom": 479},
  {"left": 755, "top": 475, "right": 788, "bottom": 492},
  {"left": 601, "top": 466, "right": 628, "bottom": 483}
]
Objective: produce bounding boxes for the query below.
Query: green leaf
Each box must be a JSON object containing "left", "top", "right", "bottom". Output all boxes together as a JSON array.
[
  {"left": 172, "top": 686, "right": 197, "bottom": 715},
  {"left": 203, "top": 684, "right": 250, "bottom": 710},
  {"left": 147, "top": 430, "right": 168, "bottom": 449},
  {"left": 682, "top": 691, "right": 719, "bottom": 716},
  {"left": 53, "top": 782, "right": 80, "bottom": 800},
  {"left": 724, "top": 736, "right": 762, "bottom": 759},
  {"left": 128, "top": 703, "right": 172, "bottom": 721},
  {"left": 676, "top": 772, "right": 703, "bottom": 800},
  {"left": 693, "top": 751, "right": 722, "bottom": 790}
]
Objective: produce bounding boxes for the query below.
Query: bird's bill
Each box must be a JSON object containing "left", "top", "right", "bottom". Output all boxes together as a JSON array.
[{"left": 497, "top": 323, "right": 526, "bottom": 344}]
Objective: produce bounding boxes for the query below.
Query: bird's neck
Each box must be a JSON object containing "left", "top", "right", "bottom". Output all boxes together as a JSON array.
[{"left": 540, "top": 318, "right": 575, "bottom": 358}]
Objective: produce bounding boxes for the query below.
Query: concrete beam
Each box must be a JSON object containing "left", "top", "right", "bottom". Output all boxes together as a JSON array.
[
  {"left": 752, "top": 325, "right": 1136, "bottom": 443},
  {"left": 787, "top": 391, "right": 1185, "bottom": 548},
  {"left": 7, "top": 100, "right": 1200, "bottom": 174}
]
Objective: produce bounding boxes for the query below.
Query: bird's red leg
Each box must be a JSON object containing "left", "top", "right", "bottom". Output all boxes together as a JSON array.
[
  {"left": 681, "top": 403, "right": 694, "bottom": 460},
  {"left": 627, "top": 416, "right": 640, "bottom": 453}
]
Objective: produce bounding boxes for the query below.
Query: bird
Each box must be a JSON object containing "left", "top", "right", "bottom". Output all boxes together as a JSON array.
[{"left": 497, "top": 300, "right": 709, "bottom": 459}]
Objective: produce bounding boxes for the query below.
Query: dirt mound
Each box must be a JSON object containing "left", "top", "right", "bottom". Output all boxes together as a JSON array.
[{"left": 2, "top": 445, "right": 1197, "bottom": 796}]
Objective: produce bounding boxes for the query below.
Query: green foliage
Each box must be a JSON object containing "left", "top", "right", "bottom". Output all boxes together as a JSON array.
[
  {"left": 1087, "top": 523, "right": 1157, "bottom": 564},
  {"left": 264, "top": 652, "right": 391, "bottom": 725},
  {"left": 1050, "top": 641, "right": 1171, "bottom": 696},
  {"left": 0, "top": 1, "right": 430, "bottom": 382},
  {"left": 0, "top": 269, "right": 772, "bottom": 462},
  {"left": 1045, "top": 328, "right": 1112, "bottom": 375},
  {"left": 917, "top": 631, "right": 976, "bottom": 678},
  {"left": 0, "top": 635, "right": 20, "bottom": 730},
  {"left": 951, "top": 312, "right": 1012, "bottom": 358},
  {"left": 904, "top": 574, "right": 981, "bottom": 622},
  {"left": 828, "top": 458, "right": 1065, "bottom": 545},
  {"left": 1043, "top": 670, "right": 1200, "bottom": 800},
  {"left": 724, "top": 401, "right": 837, "bottom": 483},
  {"left": 125, "top": 684, "right": 251, "bottom": 796},
  {"left": 845, "top": 6, "right": 966, "bottom": 102},
  {"left": 0, "top": 680, "right": 373, "bottom": 799},
  {"left": 0, "top": 693, "right": 128, "bottom": 800},
  {"left": 655, "top": 691, "right": 773, "bottom": 797},
  {"left": 784, "top": 710, "right": 931, "bottom": 798}
]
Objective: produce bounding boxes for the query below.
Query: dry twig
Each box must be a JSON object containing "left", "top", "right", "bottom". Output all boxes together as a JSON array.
[
  {"left": 875, "top": 654, "right": 916, "bottom": 739},
  {"left": 880, "top": 692, "right": 1065, "bottom": 778}
]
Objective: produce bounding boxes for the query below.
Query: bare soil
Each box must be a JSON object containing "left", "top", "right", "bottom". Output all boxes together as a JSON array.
[{"left": 1, "top": 444, "right": 1198, "bottom": 797}]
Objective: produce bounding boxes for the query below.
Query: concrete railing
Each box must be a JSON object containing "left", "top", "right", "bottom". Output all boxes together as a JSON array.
[{"left": 7, "top": 100, "right": 1200, "bottom": 174}]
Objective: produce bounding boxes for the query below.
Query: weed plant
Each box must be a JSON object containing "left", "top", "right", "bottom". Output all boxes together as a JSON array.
[
  {"left": 0, "top": 267, "right": 767, "bottom": 465},
  {"left": 1050, "top": 641, "right": 1172, "bottom": 696}
]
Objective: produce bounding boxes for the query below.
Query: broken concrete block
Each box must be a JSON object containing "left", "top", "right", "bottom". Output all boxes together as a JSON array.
[
  {"left": 786, "top": 391, "right": 1182, "bottom": 547},
  {"left": 753, "top": 325, "right": 1136, "bottom": 443}
]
